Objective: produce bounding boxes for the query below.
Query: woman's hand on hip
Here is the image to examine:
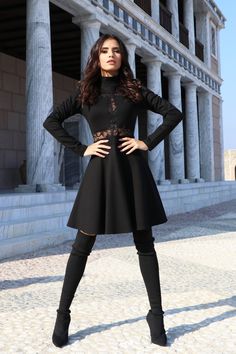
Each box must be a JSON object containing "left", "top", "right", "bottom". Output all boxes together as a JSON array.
[
  {"left": 117, "top": 137, "right": 148, "bottom": 154},
  {"left": 83, "top": 139, "right": 111, "bottom": 158}
]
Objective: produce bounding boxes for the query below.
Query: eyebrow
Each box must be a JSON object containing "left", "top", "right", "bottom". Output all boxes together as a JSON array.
[{"left": 101, "top": 46, "right": 120, "bottom": 49}]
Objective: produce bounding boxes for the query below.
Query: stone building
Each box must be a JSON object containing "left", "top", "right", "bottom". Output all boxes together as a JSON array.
[
  {"left": 0, "top": 0, "right": 226, "bottom": 190},
  {"left": 1, "top": 0, "right": 236, "bottom": 259},
  {"left": 224, "top": 150, "right": 236, "bottom": 180}
]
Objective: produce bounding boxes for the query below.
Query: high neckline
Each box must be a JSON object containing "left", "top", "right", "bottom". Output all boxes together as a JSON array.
[
  {"left": 101, "top": 74, "right": 119, "bottom": 80},
  {"left": 100, "top": 73, "right": 120, "bottom": 93}
]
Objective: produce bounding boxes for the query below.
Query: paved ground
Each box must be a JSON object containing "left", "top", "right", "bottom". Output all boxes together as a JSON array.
[{"left": 0, "top": 199, "right": 236, "bottom": 354}]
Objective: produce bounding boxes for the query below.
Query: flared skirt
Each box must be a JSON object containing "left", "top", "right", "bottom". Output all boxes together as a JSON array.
[{"left": 67, "top": 136, "right": 167, "bottom": 234}]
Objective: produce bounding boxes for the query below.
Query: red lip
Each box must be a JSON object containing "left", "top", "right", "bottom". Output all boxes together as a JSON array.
[{"left": 107, "top": 60, "right": 116, "bottom": 63}]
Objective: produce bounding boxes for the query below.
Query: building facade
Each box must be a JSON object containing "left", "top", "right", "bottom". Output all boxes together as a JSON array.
[
  {"left": 224, "top": 150, "right": 236, "bottom": 181},
  {"left": 0, "top": 0, "right": 226, "bottom": 191}
]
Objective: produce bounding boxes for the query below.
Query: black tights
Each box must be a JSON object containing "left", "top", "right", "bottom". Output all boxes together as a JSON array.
[{"left": 58, "top": 228, "right": 163, "bottom": 315}]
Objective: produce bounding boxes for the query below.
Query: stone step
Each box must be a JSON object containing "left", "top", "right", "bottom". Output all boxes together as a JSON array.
[
  {"left": 0, "top": 190, "right": 77, "bottom": 208},
  {"left": 0, "top": 228, "right": 76, "bottom": 261},
  {"left": 0, "top": 201, "right": 73, "bottom": 223},
  {"left": 0, "top": 213, "right": 72, "bottom": 241}
]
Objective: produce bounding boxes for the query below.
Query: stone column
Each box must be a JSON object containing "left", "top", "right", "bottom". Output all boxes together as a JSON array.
[
  {"left": 184, "top": 82, "right": 201, "bottom": 181},
  {"left": 151, "top": 0, "right": 160, "bottom": 23},
  {"left": 124, "top": 40, "right": 136, "bottom": 76},
  {"left": 218, "top": 97, "right": 225, "bottom": 180},
  {"left": 15, "top": 0, "right": 65, "bottom": 193},
  {"left": 167, "top": 0, "right": 179, "bottom": 40},
  {"left": 195, "top": 11, "right": 211, "bottom": 68},
  {"left": 184, "top": 0, "right": 195, "bottom": 54},
  {"left": 72, "top": 15, "right": 101, "bottom": 180},
  {"left": 198, "top": 91, "right": 215, "bottom": 181},
  {"left": 141, "top": 57, "right": 167, "bottom": 183},
  {"left": 165, "top": 72, "right": 187, "bottom": 183}
]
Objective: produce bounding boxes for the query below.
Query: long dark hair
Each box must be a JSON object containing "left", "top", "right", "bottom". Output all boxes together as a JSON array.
[{"left": 77, "top": 33, "right": 143, "bottom": 107}]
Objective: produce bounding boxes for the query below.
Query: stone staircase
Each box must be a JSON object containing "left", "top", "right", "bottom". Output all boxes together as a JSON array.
[
  {"left": 1, "top": 181, "right": 236, "bottom": 261},
  {"left": 0, "top": 191, "right": 78, "bottom": 260}
]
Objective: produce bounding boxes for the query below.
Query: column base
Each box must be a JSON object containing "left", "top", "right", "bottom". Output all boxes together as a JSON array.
[
  {"left": 171, "top": 179, "right": 190, "bottom": 184},
  {"left": 14, "top": 184, "right": 66, "bottom": 193},
  {"left": 72, "top": 182, "right": 82, "bottom": 190},
  {"left": 188, "top": 178, "right": 205, "bottom": 183},
  {"left": 157, "top": 179, "right": 172, "bottom": 185}
]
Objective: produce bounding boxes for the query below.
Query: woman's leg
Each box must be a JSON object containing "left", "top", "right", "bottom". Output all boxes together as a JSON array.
[
  {"left": 133, "top": 228, "right": 163, "bottom": 315},
  {"left": 57, "top": 229, "right": 96, "bottom": 312},
  {"left": 52, "top": 229, "right": 97, "bottom": 347},
  {"left": 133, "top": 228, "right": 167, "bottom": 346}
]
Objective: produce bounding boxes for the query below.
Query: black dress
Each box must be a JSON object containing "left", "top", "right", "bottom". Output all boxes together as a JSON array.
[{"left": 43, "top": 74, "right": 183, "bottom": 235}]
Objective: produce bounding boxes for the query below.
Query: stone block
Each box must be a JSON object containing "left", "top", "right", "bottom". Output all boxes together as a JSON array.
[
  {"left": 0, "top": 214, "right": 65, "bottom": 240},
  {"left": 19, "top": 77, "right": 26, "bottom": 95},
  {"left": 16, "top": 58, "right": 26, "bottom": 77},
  {"left": 0, "top": 110, "right": 8, "bottom": 129},
  {"left": 7, "top": 111, "right": 20, "bottom": 130},
  {"left": 12, "top": 94, "right": 25, "bottom": 113},
  {"left": 0, "top": 168, "right": 15, "bottom": 189},
  {"left": 0, "top": 229, "right": 75, "bottom": 260},
  {"left": 4, "top": 150, "right": 17, "bottom": 169},
  {"left": 0, "top": 150, "right": 4, "bottom": 168},
  {"left": 13, "top": 131, "right": 26, "bottom": 150},
  {"left": 2, "top": 72, "right": 20, "bottom": 94},
  {"left": 0, "top": 53, "right": 16, "bottom": 74},
  {"left": 0, "top": 130, "right": 13, "bottom": 149},
  {"left": 63, "top": 75, "right": 75, "bottom": 91},
  {"left": 52, "top": 71, "right": 64, "bottom": 88},
  {"left": 19, "top": 113, "right": 26, "bottom": 132},
  {"left": 0, "top": 91, "right": 12, "bottom": 110}
]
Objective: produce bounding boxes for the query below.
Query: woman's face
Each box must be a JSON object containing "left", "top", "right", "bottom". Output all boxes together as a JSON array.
[{"left": 99, "top": 38, "right": 122, "bottom": 77}]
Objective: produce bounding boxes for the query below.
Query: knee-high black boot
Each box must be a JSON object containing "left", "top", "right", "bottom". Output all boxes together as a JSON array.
[
  {"left": 52, "top": 230, "right": 96, "bottom": 348},
  {"left": 137, "top": 250, "right": 167, "bottom": 346},
  {"left": 134, "top": 229, "right": 167, "bottom": 346}
]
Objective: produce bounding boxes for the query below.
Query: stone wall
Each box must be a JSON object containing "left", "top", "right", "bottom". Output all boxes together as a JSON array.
[
  {"left": 211, "top": 55, "right": 218, "bottom": 75},
  {"left": 224, "top": 150, "right": 236, "bottom": 180},
  {"left": 1, "top": 180, "right": 236, "bottom": 260},
  {"left": 0, "top": 52, "right": 77, "bottom": 190},
  {"left": 0, "top": 53, "right": 25, "bottom": 189}
]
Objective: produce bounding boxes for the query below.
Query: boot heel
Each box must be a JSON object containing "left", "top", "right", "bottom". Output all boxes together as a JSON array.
[
  {"left": 146, "top": 310, "right": 167, "bottom": 346},
  {"left": 52, "top": 309, "right": 71, "bottom": 348}
]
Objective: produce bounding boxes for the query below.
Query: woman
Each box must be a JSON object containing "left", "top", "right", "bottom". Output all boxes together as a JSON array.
[{"left": 43, "top": 33, "right": 183, "bottom": 348}]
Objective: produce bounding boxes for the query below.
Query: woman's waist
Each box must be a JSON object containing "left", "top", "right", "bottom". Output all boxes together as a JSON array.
[{"left": 92, "top": 127, "right": 134, "bottom": 142}]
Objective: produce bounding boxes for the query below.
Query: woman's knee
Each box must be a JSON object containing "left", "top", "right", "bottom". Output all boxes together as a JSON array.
[
  {"left": 71, "top": 229, "right": 97, "bottom": 256},
  {"left": 80, "top": 229, "right": 96, "bottom": 236},
  {"left": 133, "top": 229, "right": 155, "bottom": 253}
]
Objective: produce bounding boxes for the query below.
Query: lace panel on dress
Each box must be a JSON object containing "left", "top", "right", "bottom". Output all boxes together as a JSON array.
[
  {"left": 109, "top": 95, "right": 117, "bottom": 113},
  {"left": 93, "top": 127, "right": 133, "bottom": 142}
]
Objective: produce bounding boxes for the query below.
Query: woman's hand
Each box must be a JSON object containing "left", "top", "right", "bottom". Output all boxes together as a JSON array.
[
  {"left": 83, "top": 139, "right": 111, "bottom": 158},
  {"left": 118, "top": 137, "right": 148, "bottom": 154}
]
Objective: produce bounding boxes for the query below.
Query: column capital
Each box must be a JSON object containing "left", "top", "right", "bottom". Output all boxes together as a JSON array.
[
  {"left": 123, "top": 38, "right": 141, "bottom": 48},
  {"left": 141, "top": 56, "right": 162, "bottom": 67},
  {"left": 198, "top": 90, "right": 212, "bottom": 98},
  {"left": 182, "top": 81, "right": 198, "bottom": 89},
  {"left": 164, "top": 71, "right": 182, "bottom": 80},
  {"left": 72, "top": 13, "right": 105, "bottom": 28}
]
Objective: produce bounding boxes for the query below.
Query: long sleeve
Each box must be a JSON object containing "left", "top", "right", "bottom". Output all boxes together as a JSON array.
[
  {"left": 43, "top": 89, "right": 88, "bottom": 157},
  {"left": 140, "top": 85, "right": 183, "bottom": 151}
]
